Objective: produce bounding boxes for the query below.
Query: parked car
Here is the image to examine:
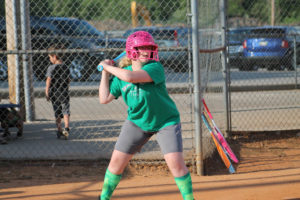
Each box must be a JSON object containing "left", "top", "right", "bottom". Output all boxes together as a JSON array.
[
  {"left": 123, "top": 26, "right": 191, "bottom": 72},
  {"left": 0, "top": 18, "right": 7, "bottom": 80},
  {"left": 0, "top": 16, "right": 126, "bottom": 81},
  {"left": 0, "top": 59, "right": 7, "bottom": 81},
  {"left": 242, "top": 26, "right": 300, "bottom": 71},
  {"left": 227, "top": 27, "right": 253, "bottom": 69}
]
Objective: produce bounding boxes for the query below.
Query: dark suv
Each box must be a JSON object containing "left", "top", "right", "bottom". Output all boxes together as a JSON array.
[
  {"left": 0, "top": 16, "right": 126, "bottom": 81},
  {"left": 242, "top": 26, "right": 300, "bottom": 71},
  {"left": 123, "top": 26, "right": 191, "bottom": 72}
]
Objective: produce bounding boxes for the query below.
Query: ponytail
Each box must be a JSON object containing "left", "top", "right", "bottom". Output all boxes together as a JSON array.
[{"left": 119, "top": 56, "right": 132, "bottom": 68}]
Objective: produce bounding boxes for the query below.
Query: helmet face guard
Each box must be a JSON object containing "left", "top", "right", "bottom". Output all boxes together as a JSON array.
[
  {"left": 126, "top": 31, "right": 159, "bottom": 61},
  {"left": 129, "top": 48, "right": 159, "bottom": 61}
]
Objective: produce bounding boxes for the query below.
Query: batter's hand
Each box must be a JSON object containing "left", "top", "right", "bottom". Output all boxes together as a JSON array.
[{"left": 99, "top": 59, "right": 114, "bottom": 70}]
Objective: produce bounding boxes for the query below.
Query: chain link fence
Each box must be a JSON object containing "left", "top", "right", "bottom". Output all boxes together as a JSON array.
[
  {"left": 0, "top": 0, "right": 300, "bottom": 172},
  {"left": 0, "top": 0, "right": 195, "bottom": 163},
  {"left": 226, "top": 0, "right": 300, "bottom": 132}
]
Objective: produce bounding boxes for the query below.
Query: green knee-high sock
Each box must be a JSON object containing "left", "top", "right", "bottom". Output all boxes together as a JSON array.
[
  {"left": 174, "top": 172, "right": 194, "bottom": 200},
  {"left": 101, "top": 169, "right": 122, "bottom": 200}
]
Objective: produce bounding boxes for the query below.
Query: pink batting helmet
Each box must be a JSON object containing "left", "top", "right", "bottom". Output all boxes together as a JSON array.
[{"left": 125, "top": 31, "right": 159, "bottom": 61}]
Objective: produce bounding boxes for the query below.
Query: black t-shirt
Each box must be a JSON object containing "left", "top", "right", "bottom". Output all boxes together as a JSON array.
[{"left": 46, "top": 63, "right": 70, "bottom": 102}]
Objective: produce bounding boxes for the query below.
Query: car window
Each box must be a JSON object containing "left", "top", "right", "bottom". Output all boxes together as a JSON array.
[
  {"left": 51, "top": 20, "right": 104, "bottom": 38},
  {"left": 286, "top": 27, "right": 299, "bottom": 35},
  {"left": 249, "top": 28, "right": 286, "bottom": 38},
  {"left": 152, "top": 30, "right": 179, "bottom": 47},
  {"left": 228, "top": 28, "right": 252, "bottom": 42},
  {"left": 31, "top": 27, "right": 55, "bottom": 36},
  {"left": 151, "top": 30, "right": 177, "bottom": 40}
]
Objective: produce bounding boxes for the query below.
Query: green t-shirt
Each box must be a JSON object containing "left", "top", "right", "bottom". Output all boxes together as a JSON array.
[{"left": 109, "top": 61, "right": 180, "bottom": 131}]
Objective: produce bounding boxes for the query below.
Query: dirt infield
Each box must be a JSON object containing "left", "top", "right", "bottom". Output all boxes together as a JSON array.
[{"left": 1, "top": 132, "right": 300, "bottom": 200}]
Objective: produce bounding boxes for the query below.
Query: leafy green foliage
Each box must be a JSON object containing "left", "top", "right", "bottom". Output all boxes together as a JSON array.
[
  {"left": 0, "top": 0, "right": 299, "bottom": 26},
  {"left": 0, "top": 0, "right": 5, "bottom": 17}
]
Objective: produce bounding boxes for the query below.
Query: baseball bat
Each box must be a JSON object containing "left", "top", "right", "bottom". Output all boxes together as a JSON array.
[
  {"left": 202, "top": 113, "right": 235, "bottom": 174},
  {"left": 203, "top": 111, "right": 232, "bottom": 158},
  {"left": 97, "top": 51, "right": 126, "bottom": 71},
  {"left": 202, "top": 98, "right": 239, "bottom": 163}
]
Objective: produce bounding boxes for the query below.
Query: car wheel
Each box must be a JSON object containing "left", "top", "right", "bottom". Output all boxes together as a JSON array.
[
  {"left": 238, "top": 65, "right": 247, "bottom": 71},
  {"left": 239, "top": 60, "right": 252, "bottom": 71},
  {"left": 286, "top": 61, "right": 295, "bottom": 71},
  {"left": 273, "top": 63, "right": 285, "bottom": 71},
  {"left": 240, "top": 64, "right": 254, "bottom": 71},
  {"left": 267, "top": 65, "right": 274, "bottom": 71},
  {"left": 251, "top": 65, "right": 259, "bottom": 71},
  {"left": 278, "top": 65, "right": 285, "bottom": 71},
  {"left": 69, "top": 57, "right": 90, "bottom": 81},
  {"left": 286, "top": 64, "right": 295, "bottom": 71},
  {"left": 0, "top": 60, "right": 8, "bottom": 81}
]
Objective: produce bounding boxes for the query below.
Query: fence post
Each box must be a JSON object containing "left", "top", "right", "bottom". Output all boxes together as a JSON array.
[
  {"left": 20, "top": 0, "right": 35, "bottom": 121},
  {"left": 219, "top": 0, "right": 231, "bottom": 136},
  {"left": 294, "top": 35, "right": 298, "bottom": 88},
  {"left": 191, "top": 0, "right": 203, "bottom": 176}
]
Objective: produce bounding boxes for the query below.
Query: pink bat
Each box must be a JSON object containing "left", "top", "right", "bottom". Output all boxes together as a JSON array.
[{"left": 202, "top": 99, "right": 239, "bottom": 163}]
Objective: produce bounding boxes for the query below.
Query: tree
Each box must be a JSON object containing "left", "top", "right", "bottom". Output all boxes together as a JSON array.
[
  {"left": 50, "top": 0, "right": 81, "bottom": 18},
  {"left": 0, "top": 0, "right": 5, "bottom": 17},
  {"left": 29, "top": 0, "right": 52, "bottom": 17}
]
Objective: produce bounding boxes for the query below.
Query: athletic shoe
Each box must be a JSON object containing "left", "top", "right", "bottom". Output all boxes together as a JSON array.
[
  {"left": 1, "top": 131, "right": 10, "bottom": 139},
  {"left": 17, "top": 131, "right": 23, "bottom": 138},
  {"left": 0, "top": 137, "right": 8, "bottom": 144},
  {"left": 62, "top": 128, "right": 69, "bottom": 140},
  {"left": 56, "top": 130, "right": 63, "bottom": 139}
]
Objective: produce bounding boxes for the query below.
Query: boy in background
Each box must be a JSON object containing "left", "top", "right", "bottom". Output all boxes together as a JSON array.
[{"left": 45, "top": 44, "right": 71, "bottom": 140}]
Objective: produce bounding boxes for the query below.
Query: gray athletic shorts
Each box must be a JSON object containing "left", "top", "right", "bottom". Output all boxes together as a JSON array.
[{"left": 115, "top": 120, "right": 183, "bottom": 155}]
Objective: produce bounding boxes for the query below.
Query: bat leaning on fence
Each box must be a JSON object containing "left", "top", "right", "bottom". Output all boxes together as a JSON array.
[
  {"left": 97, "top": 51, "right": 127, "bottom": 72},
  {"left": 202, "top": 98, "right": 239, "bottom": 163},
  {"left": 203, "top": 111, "right": 234, "bottom": 163},
  {"left": 201, "top": 113, "right": 236, "bottom": 174}
]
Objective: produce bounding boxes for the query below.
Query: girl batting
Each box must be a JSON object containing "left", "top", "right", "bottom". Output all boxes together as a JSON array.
[{"left": 98, "top": 31, "right": 195, "bottom": 200}]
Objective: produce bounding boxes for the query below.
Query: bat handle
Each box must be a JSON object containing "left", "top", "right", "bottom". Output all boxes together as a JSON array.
[
  {"left": 97, "top": 65, "right": 104, "bottom": 71},
  {"left": 97, "top": 60, "right": 116, "bottom": 72},
  {"left": 97, "top": 51, "right": 126, "bottom": 72}
]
